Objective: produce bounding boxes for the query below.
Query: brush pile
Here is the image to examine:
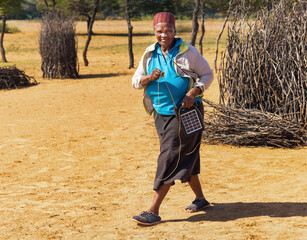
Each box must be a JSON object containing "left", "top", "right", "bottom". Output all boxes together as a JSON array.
[
  {"left": 209, "top": 0, "right": 306, "bottom": 147},
  {"left": 202, "top": 99, "right": 306, "bottom": 148},
  {"left": 0, "top": 66, "right": 37, "bottom": 90},
  {"left": 219, "top": 0, "right": 306, "bottom": 123},
  {"left": 39, "top": 11, "right": 78, "bottom": 79}
]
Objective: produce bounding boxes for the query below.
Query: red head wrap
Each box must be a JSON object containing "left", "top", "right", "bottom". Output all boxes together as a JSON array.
[{"left": 153, "top": 12, "right": 175, "bottom": 27}]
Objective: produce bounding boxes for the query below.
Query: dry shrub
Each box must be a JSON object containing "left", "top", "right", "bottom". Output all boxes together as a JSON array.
[
  {"left": 39, "top": 11, "right": 78, "bottom": 79},
  {"left": 0, "top": 66, "right": 37, "bottom": 90},
  {"left": 218, "top": 0, "right": 306, "bottom": 124}
]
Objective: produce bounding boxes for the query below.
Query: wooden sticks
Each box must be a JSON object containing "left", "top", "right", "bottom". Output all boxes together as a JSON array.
[
  {"left": 39, "top": 11, "right": 78, "bottom": 79},
  {"left": 202, "top": 99, "right": 306, "bottom": 148},
  {"left": 218, "top": 0, "right": 306, "bottom": 125},
  {"left": 0, "top": 66, "right": 37, "bottom": 90}
]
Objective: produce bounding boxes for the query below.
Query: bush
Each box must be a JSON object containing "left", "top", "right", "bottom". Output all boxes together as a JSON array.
[{"left": 0, "top": 23, "right": 21, "bottom": 33}]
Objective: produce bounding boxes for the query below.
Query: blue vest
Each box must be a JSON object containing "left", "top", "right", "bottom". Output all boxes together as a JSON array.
[{"left": 146, "top": 38, "right": 199, "bottom": 115}]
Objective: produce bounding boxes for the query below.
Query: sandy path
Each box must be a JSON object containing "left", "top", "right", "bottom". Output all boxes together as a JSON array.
[{"left": 0, "top": 20, "right": 306, "bottom": 240}]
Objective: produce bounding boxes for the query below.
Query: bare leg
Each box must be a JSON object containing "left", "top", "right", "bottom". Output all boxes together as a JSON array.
[
  {"left": 187, "top": 175, "right": 205, "bottom": 213},
  {"left": 147, "top": 182, "right": 172, "bottom": 215},
  {"left": 188, "top": 174, "right": 205, "bottom": 199}
]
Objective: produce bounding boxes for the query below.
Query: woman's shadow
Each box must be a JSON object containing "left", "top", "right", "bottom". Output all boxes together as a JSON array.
[{"left": 163, "top": 202, "right": 307, "bottom": 223}]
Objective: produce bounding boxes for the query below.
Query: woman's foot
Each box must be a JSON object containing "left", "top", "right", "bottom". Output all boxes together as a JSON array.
[
  {"left": 186, "top": 198, "right": 211, "bottom": 213},
  {"left": 132, "top": 211, "right": 161, "bottom": 226}
]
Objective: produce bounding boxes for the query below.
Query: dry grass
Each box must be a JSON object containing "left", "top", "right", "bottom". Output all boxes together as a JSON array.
[{"left": 3, "top": 19, "right": 226, "bottom": 71}]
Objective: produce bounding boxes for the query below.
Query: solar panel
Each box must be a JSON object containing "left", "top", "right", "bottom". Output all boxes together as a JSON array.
[{"left": 177, "top": 107, "right": 204, "bottom": 137}]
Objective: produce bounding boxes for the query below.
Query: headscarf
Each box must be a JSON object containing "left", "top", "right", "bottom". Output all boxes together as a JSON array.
[{"left": 153, "top": 12, "right": 175, "bottom": 27}]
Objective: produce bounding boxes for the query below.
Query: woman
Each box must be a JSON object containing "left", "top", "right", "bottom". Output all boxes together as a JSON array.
[{"left": 132, "top": 12, "right": 214, "bottom": 226}]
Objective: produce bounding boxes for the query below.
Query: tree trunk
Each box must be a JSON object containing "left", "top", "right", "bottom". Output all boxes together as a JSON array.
[
  {"left": 126, "top": 0, "right": 134, "bottom": 69},
  {"left": 214, "top": 0, "right": 233, "bottom": 72},
  {"left": 52, "top": 0, "right": 56, "bottom": 10},
  {"left": 189, "top": 0, "right": 200, "bottom": 46},
  {"left": 87, "top": 16, "right": 94, "bottom": 35},
  {"left": 44, "top": 0, "right": 56, "bottom": 9},
  {"left": 0, "top": 16, "right": 7, "bottom": 63},
  {"left": 43, "top": 0, "right": 49, "bottom": 8},
  {"left": 83, "top": 0, "right": 99, "bottom": 66},
  {"left": 198, "top": 0, "right": 205, "bottom": 55}
]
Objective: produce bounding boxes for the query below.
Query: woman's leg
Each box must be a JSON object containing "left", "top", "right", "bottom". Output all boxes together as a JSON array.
[
  {"left": 188, "top": 174, "right": 205, "bottom": 199},
  {"left": 148, "top": 182, "right": 172, "bottom": 215},
  {"left": 186, "top": 174, "right": 209, "bottom": 213}
]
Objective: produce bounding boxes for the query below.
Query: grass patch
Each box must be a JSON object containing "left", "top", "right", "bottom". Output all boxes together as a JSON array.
[
  {"left": 0, "top": 23, "right": 21, "bottom": 33},
  {"left": 176, "top": 25, "right": 192, "bottom": 33},
  {"left": 6, "top": 43, "right": 21, "bottom": 52}
]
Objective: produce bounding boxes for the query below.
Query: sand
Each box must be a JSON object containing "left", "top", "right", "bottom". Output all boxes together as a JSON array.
[{"left": 0, "top": 20, "right": 306, "bottom": 240}]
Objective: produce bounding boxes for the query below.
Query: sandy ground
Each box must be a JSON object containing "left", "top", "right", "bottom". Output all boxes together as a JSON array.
[{"left": 0, "top": 20, "right": 306, "bottom": 240}]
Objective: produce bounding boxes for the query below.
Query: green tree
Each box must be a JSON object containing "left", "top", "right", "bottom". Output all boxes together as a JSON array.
[
  {"left": 0, "top": 0, "right": 25, "bottom": 62},
  {"left": 66, "top": 0, "right": 97, "bottom": 33}
]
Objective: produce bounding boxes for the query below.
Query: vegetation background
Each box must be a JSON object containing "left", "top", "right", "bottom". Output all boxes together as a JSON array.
[{"left": 1, "top": 0, "right": 267, "bottom": 20}]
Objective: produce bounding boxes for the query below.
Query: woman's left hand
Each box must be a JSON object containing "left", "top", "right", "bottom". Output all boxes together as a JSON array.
[{"left": 181, "top": 87, "right": 201, "bottom": 108}]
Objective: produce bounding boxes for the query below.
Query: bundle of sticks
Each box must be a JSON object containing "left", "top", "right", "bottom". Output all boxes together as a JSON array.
[
  {"left": 202, "top": 99, "right": 306, "bottom": 148},
  {"left": 39, "top": 11, "right": 78, "bottom": 79},
  {"left": 218, "top": 0, "right": 306, "bottom": 124},
  {"left": 0, "top": 66, "right": 37, "bottom": 90}
]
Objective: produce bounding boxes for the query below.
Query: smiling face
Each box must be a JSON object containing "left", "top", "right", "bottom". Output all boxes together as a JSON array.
[{"left": 154, "top": 22, "right": 176, "bottom": 51}]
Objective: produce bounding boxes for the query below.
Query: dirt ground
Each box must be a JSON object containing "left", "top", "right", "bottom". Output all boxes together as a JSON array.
[{"left": 0, "top": 20, "right": 306, "bottom": 240}]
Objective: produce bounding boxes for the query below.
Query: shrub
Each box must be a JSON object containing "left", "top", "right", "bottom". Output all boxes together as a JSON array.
[{"left": 0, "top": 23, "right": 21, "bottom": 33}]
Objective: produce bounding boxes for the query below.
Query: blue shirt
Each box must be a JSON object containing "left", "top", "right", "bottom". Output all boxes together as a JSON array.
[{"left": 146, "top": 38, "right": 190, "bottom": 115}]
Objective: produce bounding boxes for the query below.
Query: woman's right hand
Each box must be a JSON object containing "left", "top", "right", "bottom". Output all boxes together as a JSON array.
[
  {"left": 149, "top": 68, "right": 163, "bottom": 81},
  {"left": 140, "top": 68, "right": 163, "bottom": 87}
]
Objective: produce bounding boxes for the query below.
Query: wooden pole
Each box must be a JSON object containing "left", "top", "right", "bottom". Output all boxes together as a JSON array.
[
  {"left": 189, "top": 0, "right": 200, "bottom": 46},
  {"left": 83, "top": 0, "right": 99, "bottom": 66},
  {"left": 0, "top": 15, "right": 7, "bottom": 63},
  {"left": 126, "top": 0, "right": 134, "bottom": 69}
]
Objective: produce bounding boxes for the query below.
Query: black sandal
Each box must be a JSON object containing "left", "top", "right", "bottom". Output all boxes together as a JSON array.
[
  {"left": 132, "top": 211, "right": 161, "bottom": 226},
  {"left": 186, "top": 198, "right": 211, "bottom": 212}
]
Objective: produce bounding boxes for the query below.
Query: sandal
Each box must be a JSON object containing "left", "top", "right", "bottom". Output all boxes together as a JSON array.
[
  {"left": 186, "top": 198, "right": 210, "bottom": 212},
  {"left": 132, "top": 211, "right": 161, "bottom": 226}
]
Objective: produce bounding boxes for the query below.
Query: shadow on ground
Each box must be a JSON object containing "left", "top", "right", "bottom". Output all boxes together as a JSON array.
[
  {"left": 77, "top": 73, "right": 122, "bottom": 79},
  {"left": 163, "top": 202, "right": 307, "bottom": 223}
]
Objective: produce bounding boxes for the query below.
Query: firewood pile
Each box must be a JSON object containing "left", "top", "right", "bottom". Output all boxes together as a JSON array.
[
  {"left": 218, "top": 0, "right": 306, "bottom": 124},
  {"left": 202, "top": 99, "right": 306, "bottom": 148},
  {"left": 207, "top": 0, "right": 307, "bottom": 148},
  {"left": 0, "top": 66, "right": 37, "bottom": 90},
  {"left": 39, "top": 11, "right": 78, "bottom": 79}
]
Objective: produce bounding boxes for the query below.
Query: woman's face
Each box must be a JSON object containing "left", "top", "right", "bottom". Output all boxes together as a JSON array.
[{"left": 154, "top": 22, "right": 176, "bottom": 50}]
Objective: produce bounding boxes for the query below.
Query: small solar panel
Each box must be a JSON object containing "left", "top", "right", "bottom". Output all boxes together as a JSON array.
[{"left": 179, "top": 108, "right": 204, "bottom": 136}]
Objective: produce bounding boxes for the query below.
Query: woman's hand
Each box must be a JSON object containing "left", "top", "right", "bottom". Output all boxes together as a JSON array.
[
  {"left": 140, "top": 68, "right": 163, "bottom": 87},
  {"left": 149, "top": 68, "right": 164, "bottom": 81},
  {"left": 181, "top": 87, "right": 201, "bottom": 108}
]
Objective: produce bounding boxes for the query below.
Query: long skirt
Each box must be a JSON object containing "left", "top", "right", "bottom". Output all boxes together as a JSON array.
[{"left": 153, "top": 102, "right": 204, "bottom": 190}]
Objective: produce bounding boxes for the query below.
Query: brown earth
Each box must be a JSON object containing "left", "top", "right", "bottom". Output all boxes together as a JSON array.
[{"left": 0, "top": 20, "right": 306, "bottom": 240}]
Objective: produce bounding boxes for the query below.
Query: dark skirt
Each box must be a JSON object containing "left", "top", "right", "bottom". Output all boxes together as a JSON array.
[{"left": 153, "top": 102, "right": 204, "bottom": 190}]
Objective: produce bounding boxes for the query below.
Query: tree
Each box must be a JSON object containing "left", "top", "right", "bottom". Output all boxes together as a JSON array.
[
  {"left": 0, "top": 0, "right": 25, "bottom": 62},
  {"left": 198, "top": 0, "right": 205, "bottom": 55},
  {"left": 214, "top": 0, "right": 234, "bottom": 72},
  {"left": 189, "top": 0, "right": 200, "bottom": 46},
  {"left": 83, "top": 0, "right": 99, "bottom": 66},
  {"left": 125, "top": 0, "right": 134, "bottom": 69},
  {"left": 67, "top": 0, "right": 96, "bottom": 34},
  {"left": 43, "top": 0, "right": 56, "bottom": 9}
]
